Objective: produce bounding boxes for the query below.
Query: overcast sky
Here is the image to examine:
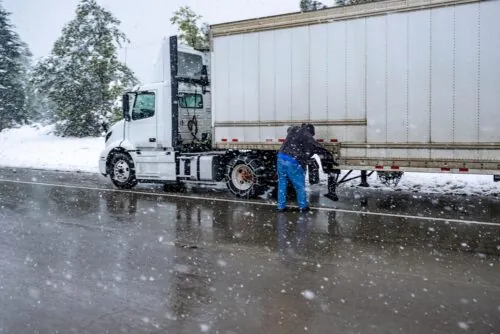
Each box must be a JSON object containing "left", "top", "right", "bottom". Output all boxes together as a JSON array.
[{"left": 3, "top": 0, "right": 299, "bottom": 82}]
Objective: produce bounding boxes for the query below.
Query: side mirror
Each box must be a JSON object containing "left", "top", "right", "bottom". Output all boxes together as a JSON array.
[
  {"left": 200, "top": 65, "right": 209, "bottom": 86},
  {"left": 122, "top": 93, "right": 131, "bottom": 121}
]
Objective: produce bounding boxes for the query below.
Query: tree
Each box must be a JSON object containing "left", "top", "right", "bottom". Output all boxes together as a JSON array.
[
  {"left": 300, "top": 0, "right": 327, "bottom": 11},
  {"left": 32, "top": 0, "right": 138, "bottom": 137},
  {"left": 170, "top": 6, "right": 209, "bottom": 49},
  {"left": 335, "top": 0, "right": 378, "bottom": 6},
  {"left": 0, "top": 3, "right": 28, "bottom": 131},
  {"left": 13, "top": 41, "right": 55, "bottom": 125}
]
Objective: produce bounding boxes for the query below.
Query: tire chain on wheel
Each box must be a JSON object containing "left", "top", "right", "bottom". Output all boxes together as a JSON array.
[
  {"left": 109, "top": 152, "right": 138, "bottom": 189},
  {"left": 376, "top": 171, "right": 404, "bottom": 187},
  {"left": 226, "top": 155, "right": 267, "bottom": 199}
]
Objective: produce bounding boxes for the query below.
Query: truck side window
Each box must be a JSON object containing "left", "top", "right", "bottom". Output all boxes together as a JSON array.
[
  {"left": 179, "top": 93, "right": 203, "bottom": 109},
  {"left": 178, "top": 52, "right": 203, "bottom": 79},
  {"left": 132, "top": 92, "right": 155, "bottom": 121}
]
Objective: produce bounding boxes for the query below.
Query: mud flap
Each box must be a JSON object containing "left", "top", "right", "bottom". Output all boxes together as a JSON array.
[{"left": 324, "top": 170, "right": 341, "bottom": 202}]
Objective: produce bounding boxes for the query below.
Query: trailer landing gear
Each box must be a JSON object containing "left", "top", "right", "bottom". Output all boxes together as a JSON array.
[
  {"left": 359, "top": 170, "right": 370, "bottom": 187},
  {"left": 324, "top": 170, "right": 341, "bottom": 202},
  {"left": 324, "top": 170, "right": 375, "bottom": 202}
]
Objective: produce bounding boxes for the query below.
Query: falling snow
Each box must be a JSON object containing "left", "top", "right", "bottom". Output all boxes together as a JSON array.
[
  {"left": 28, "top": 287, "right": 41, "bottom": 300},
  {"left": 301, "top": 290, "right": 316, "bottom": 300}
]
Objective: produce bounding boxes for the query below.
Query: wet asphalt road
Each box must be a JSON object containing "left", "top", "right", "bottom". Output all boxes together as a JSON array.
[{"left": 0, "top": 167, "right": 499, "bottom": 334}]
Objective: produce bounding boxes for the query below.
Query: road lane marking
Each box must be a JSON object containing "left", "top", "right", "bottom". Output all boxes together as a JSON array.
[{"left": 1, "top": 178, "right": 499, "bottom": 227}]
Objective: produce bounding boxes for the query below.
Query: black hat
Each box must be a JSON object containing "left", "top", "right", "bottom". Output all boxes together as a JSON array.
[{"left": 303, "top": 123, "right": 315, "bottom": 136}]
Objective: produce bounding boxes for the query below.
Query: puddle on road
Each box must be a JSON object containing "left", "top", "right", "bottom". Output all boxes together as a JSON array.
[{"left": 98, "top": 189, "right": 500, "bottom": 258}]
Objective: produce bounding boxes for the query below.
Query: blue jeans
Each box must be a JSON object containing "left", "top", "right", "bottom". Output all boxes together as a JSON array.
[{"left": 277, "top": 153, "right": 308, "bottom": 210}]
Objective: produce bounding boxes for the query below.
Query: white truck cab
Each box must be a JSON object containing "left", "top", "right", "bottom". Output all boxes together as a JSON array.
[{"left": 99, "top": 36, "right": 217, "bottom": 189}]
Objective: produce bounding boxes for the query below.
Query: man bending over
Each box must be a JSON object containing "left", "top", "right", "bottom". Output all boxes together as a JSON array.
[{"left": 277, "top": 123, "right": 334, "bottom": 212}]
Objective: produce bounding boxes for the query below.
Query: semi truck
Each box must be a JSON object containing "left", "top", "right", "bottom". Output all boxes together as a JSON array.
[{"left": 99, "top": 0, "right": 500, "bottom": 201}]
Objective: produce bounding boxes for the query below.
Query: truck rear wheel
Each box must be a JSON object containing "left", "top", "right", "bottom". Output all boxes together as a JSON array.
[
  {"left": 109, "top": 152, "right": 138, "bottom": 189},
  {"left": 226, "top": 154, "right": 267, "bottom": 199}
]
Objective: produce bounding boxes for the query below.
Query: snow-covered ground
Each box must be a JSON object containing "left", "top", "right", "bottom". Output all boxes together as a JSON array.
[
  {"left": 328, "top": 170, "right": 500, "bottom": 197},
  {"left": 0, "top": 124, "right": 103, "bottom": 173},
  {"left": 1, "top": 124, "right": 499, "bottom": 197}
]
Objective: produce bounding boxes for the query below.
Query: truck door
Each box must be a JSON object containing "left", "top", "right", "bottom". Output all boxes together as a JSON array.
[
  {"left": 127, "top": 89, "right": 177, "bottom": 181},
  {"left": 128, "top": 90, "right": 158, "bottom": 149}
]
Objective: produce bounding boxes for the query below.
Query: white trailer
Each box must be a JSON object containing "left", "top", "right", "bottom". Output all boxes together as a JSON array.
[{"left": 99, "top": 0, "right": 500, "bottom": 200}]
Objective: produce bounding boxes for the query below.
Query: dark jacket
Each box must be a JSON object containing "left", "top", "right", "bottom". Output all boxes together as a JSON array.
[{"left": 279, "top": 125, "right": 332, "bottom": 169}]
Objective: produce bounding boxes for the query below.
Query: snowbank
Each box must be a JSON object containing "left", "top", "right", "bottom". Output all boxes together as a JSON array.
[
  {"left": 313, "top": 157, "right": 500, "bottom": 198},
  {"left": 331, "top": 171, "right": 500, "bottom": 197},
  {"left": 0, "top": 124, "right": 103, "bottom": 173},
  {"left": 0, "top": 125, "right": 499, "bottom": 197}
]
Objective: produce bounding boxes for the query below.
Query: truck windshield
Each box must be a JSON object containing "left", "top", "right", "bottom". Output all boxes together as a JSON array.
[
  {"left": 178, "top": 52, "right": 203, "bottom": 79},
  {"left": 179, "top": 93, "right": 203, "bottom": 109}
]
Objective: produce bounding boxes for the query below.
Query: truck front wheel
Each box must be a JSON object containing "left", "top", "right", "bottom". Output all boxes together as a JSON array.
[
  {"left": 226, "top": 155, "right": 267, "bottom": 199},
  {"left": 109, "top": 152, "right": 138, "bottom": 189}
]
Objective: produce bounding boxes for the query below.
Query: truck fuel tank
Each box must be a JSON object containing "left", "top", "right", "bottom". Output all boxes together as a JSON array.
[{"left": 178, "top": 154, "right": 224, "bottom": 182}]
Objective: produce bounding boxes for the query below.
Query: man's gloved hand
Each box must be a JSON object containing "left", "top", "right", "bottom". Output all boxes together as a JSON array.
[
  {"left": 319, "top": 152, "right": 339, "bottom": 174},
  {"left": 322, "top": 161, "right": 340, "bottom": 174}
]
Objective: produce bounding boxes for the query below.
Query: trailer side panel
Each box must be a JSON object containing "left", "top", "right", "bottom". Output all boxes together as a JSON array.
[{"left": 211, "top": 0, "right": 500, "bottom": 174}]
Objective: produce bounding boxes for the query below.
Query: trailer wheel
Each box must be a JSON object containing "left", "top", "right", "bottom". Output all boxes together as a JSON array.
[
  {"left": 226, "top": 155, "right": 266, "bottom": 198},
  {"left": 377, "top": 171, "right": 404, "bottom": 187},
  {"left": 109, "top": 152, "right": 138, "bottom": 189}
]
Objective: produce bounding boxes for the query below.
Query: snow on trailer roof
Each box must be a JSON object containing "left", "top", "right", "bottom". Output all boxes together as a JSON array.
[{"left": 210, "top": 0, "right": 481, "bottom": 37}]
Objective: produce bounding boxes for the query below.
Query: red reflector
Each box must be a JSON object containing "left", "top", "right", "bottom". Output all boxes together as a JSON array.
[
  {"left": 441, "top": 167, "right": 450, "bottom": 172},
  {"left": 232, "top": 138, "right": 238, "bottom": 142},
  {"left": 330, "top": 139, "right": 338, "bottom": 142},
  {"left": 221, "top": 138, "right": 228, "bottom": 142},
  {"left": 391, "top": 166, "right": 400, "bottom": 170},
  {"left": 375, "top": 165, "right": 383, "bottom": 170},
  {"left": 459, "top": 168, "right": 469, "bottom": 172},
  {"left": 317, "top": 139, "right": 324, "bottom": 143},
  {"left": 278, "top": 138, "right": 285, "bottom": 143}
]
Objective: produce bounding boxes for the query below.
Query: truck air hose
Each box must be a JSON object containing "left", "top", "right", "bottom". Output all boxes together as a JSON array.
[{"left": 187, "top": 115, "right": 200, "bottom": 142}]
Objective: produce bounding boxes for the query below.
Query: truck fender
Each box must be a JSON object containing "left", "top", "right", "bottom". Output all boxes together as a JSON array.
[{"left": 117, "top": 139, "right": 137, "bottom": 152}]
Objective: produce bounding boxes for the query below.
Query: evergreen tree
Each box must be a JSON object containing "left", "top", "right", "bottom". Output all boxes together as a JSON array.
[
  {"left": 170, "top": 6, "right": 209, "bottom": 49},
  {"left": 16, "top": 42, "right": 55, "bottom": 124},
  {"left": 0, "top": 3, "right": 28, "bottom": 131},
  {"left": 335, "top": 0, "right": 378, "bottom": 6},
  {"left": 33, "top": 0, "right": 138, "bottom": 137},
  {"left": 300, "top": 0, "right": 327, "bottom": 11}
]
